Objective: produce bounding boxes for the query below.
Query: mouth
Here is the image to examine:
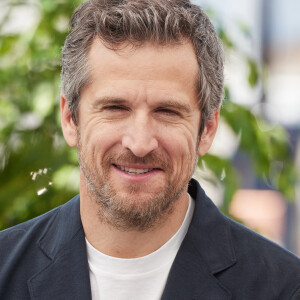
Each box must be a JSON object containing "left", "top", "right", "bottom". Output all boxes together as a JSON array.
[{"left": 113, "top": 164, "right": 157, "bottom": 175}]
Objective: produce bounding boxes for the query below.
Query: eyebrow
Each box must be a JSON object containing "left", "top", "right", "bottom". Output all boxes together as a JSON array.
[
  {"left": 93, "top": 97, "right": 128, "bottom": 107},
  {"left": 154, "top": 99, "right": 193, "bottom": 114},
  {"left": 93, "top": 96, "right": 193, "bottom": 114}
]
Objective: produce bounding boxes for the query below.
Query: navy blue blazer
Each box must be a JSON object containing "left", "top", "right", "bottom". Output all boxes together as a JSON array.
[{"left": 1, "top": 179, "right": 300, "bottom": 299}]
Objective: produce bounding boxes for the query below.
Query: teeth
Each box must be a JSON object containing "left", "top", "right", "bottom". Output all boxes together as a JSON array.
[{"left": 117, "top": 165, "right": 153, "bottom": 174}]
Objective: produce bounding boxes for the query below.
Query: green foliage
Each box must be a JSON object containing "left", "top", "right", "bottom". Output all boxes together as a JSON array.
[
  {"left": 222, "top": 96, "right": 296, "bottom": 198},
  {"left": 0, "top": 0, "right": 297, "bottom": 229},
  {"left": 199, "top": 13, "right": 297, "bottom": 214},
  {"left": 0, "top": 0, "right": 81, "bottom": 229},
  {"left": 199, "top": 154, "right": 239, "bottom": 214},
  {"left": 247, "top": 58, "right": 260, "bottom": 87}
]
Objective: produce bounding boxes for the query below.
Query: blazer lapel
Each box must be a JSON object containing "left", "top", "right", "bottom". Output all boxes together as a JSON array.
[
  {"left": 162, "top": 179, "right": 236, "bottom": 299},
  {"left": 161, "top": 234, "right": 232, "bottom": 299},
  {"left": 27, "top": 195, "right": 92, "bottom": 300}
]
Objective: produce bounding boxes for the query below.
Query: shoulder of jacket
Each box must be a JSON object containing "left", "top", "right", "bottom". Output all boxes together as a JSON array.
[
  {"left": 225, "top": 216, "right": 300, "bottom": 281},
  {"left": 0, "top": 205, "right": 63, "bottom": 250}
]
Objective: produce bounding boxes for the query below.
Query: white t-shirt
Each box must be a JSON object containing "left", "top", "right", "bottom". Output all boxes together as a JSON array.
[{"left": 86, "top": 195, "right": 195, "bottom": 300}]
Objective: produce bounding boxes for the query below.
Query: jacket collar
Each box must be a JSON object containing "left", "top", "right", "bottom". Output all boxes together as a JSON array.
[
  {"left": 187, "top": 178, "right": 236, "bottom": 274},
  {"left": 27, "top": 195, "right": 92, "bottom": 300},
  {"left": 162, "top": 178, "right": 236, "bottom": 299}
]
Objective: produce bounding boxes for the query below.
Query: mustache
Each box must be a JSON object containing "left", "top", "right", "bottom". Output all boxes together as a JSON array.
[{"left": 104, "top": 150, "right": 171, "bottom": 170}]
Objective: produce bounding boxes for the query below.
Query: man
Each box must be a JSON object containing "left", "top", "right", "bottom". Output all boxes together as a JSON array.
[{"left": 1, "top": 0, "right": 300, "bottom": 299}]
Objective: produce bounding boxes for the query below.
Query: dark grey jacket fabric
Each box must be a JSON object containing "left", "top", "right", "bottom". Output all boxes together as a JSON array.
[{"left": 1, "top": 179, "right": 300, "bottom": 299}]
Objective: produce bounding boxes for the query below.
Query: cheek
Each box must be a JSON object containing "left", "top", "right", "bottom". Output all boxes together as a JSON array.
[
  {"left": 160, "top": 128, "right": 198, "bottom": 166},
  {"left": 80, "top": 123, "right": 122, "bottom": 157}
]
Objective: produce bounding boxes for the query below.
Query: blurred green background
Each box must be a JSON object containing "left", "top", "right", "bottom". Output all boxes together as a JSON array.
[{"left": 0, "top": 0, "right": 297, "bottom": 230}]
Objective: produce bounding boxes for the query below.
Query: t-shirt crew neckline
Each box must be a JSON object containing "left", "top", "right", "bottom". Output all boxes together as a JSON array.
[{"left": 85, "top": 194, "right": 195, "bottom": 276}]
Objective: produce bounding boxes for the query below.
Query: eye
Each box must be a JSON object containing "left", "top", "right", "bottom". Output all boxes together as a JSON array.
[
  {"left": 156, "top": 107, "right": 180, "bottom": 116},
  {"left": 103, "top": 105, "right": 129, "bottom": 112}
]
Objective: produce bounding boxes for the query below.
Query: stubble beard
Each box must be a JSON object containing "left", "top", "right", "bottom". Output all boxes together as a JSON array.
[{"left": 78, "top": 136, "right": 199, "bottom": 232}]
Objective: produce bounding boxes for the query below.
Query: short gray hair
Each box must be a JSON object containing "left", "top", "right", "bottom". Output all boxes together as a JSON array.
[{"left": 61, "top": 0, "right": 224, "bottom": 133}]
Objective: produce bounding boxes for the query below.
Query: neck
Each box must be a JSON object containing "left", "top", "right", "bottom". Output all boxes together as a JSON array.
[{"left": 80, "top": 183, "right": 190, "bottom": 258}]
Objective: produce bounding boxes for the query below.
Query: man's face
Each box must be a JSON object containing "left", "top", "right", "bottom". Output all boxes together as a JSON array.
[{"left": 61, "top": 39, "right": 218, "bottom": 230}]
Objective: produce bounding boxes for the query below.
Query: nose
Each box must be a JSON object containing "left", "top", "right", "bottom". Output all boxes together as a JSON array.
[{"left": 122, "top": 117, "right": 158, "bottom": 157}]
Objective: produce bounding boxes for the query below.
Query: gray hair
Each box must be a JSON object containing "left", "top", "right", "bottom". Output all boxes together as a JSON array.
[{"left": 61, "top": 0, "right": 224, "bottom": 133}]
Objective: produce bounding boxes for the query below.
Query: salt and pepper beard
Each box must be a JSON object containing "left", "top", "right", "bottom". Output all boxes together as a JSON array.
[{"left": 77, "top": 132, "right": 199, "bottom": 232}]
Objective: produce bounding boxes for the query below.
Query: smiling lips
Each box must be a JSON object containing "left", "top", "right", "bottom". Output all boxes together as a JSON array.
[{"left": 114, "top": 164, "right": 156, "bottom": 175}]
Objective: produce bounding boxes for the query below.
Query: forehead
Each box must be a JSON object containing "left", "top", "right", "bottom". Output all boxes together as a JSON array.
[
  {"left": 83, "top": 38, "right": 199, "bottom": 106},
  {"left": 89, "top": 38, "right": 198, "bottom": 77}
]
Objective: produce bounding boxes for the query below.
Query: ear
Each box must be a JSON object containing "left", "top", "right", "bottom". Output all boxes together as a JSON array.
[
  {"left": 60, "top": 95, "right": 78, "bottom": 147},
  {"left": 197, "top": 109, "right": 219, "bottom": 157}
]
